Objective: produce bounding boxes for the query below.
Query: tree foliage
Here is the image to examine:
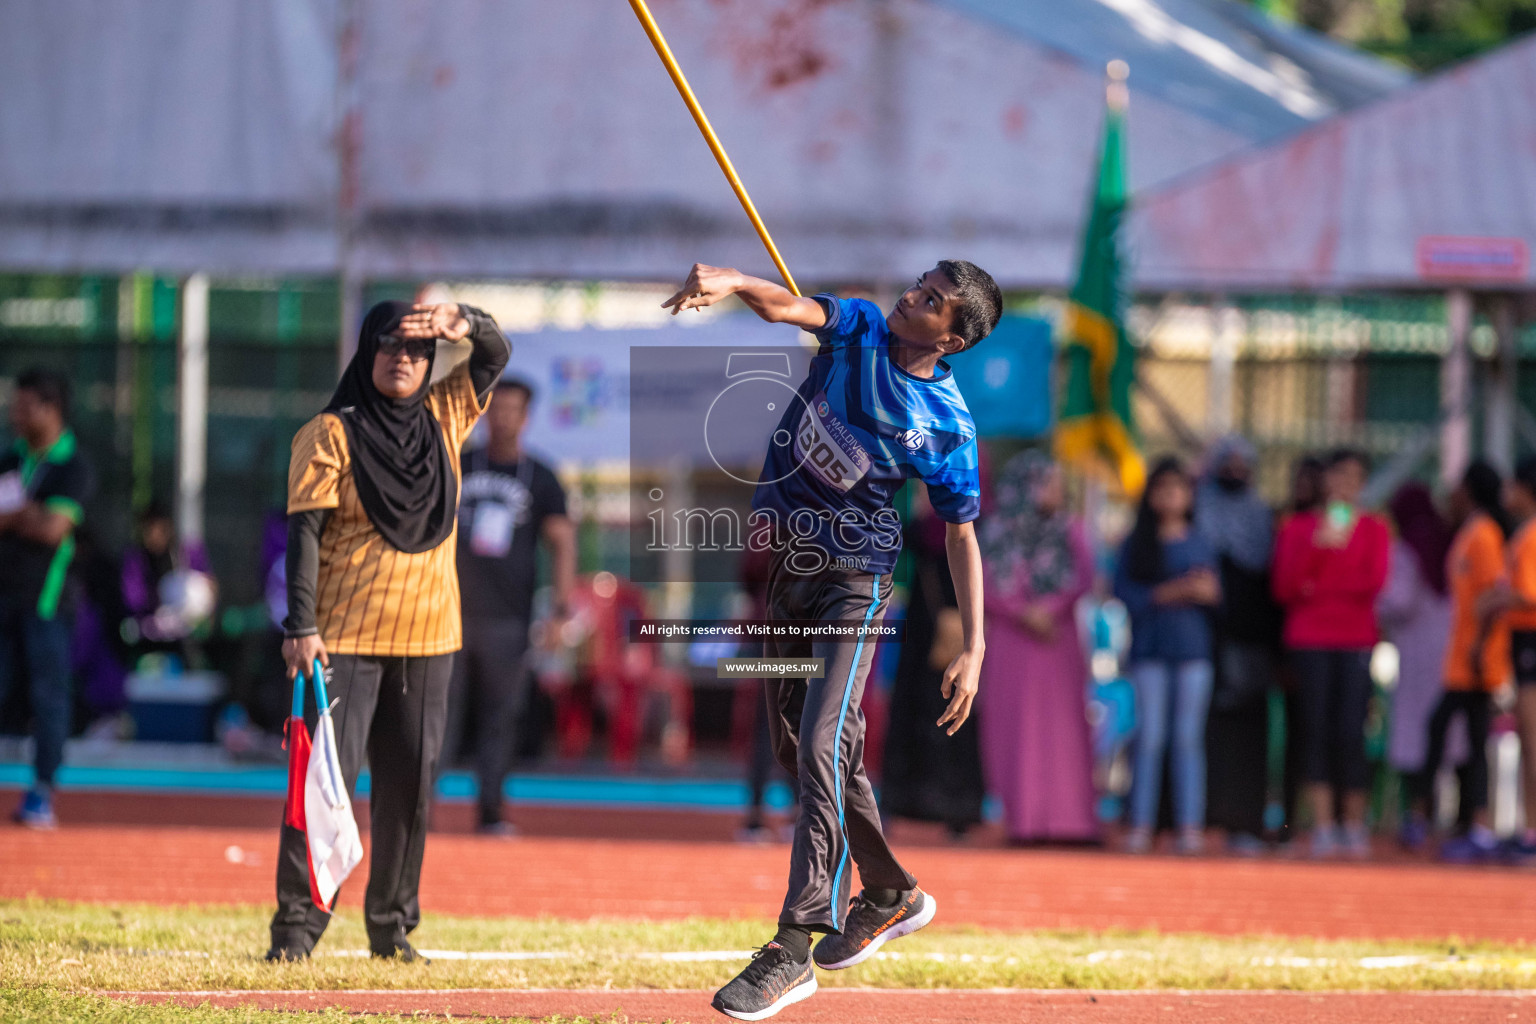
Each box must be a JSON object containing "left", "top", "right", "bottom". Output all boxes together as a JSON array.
[{"left": 1250, "top": 0, "right": 1536, "bottom": 69}]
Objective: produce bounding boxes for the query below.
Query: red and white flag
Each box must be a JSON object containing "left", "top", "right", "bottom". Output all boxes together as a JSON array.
[{"left": 283, "top": 660, "right": 362, "bottom": 911}]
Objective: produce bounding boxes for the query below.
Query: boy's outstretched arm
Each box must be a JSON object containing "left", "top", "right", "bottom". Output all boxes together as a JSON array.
[
  {"left": 937, "top": 520, "right": 985, "bottom": 736},
  {"left": 662, "top": 263, "right": 826, "bottom": 329}
]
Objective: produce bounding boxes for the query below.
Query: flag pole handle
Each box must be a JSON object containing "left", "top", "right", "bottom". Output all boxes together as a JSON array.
[
  {"left": 291, "top": 664, "right": 306, "bottom": 720},
  {"left": 626, "top": 0, "right": 801, "bottom": 297},
  {"left": 311, "top": 658, "right": 329, "bottom": 710}
]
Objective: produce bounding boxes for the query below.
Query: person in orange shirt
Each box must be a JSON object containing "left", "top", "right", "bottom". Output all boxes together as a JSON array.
[
  {"left": 1413, "top": 461, "right": 1510, "bottom": 863},
  {"left": 1490, "top": 456, "right": 1536, "bottom": 861}
]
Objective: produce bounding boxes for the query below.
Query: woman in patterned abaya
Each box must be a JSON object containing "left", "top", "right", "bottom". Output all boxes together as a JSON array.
[{"left": 978, "top": 451, "right": 1098, "bottom": 843}]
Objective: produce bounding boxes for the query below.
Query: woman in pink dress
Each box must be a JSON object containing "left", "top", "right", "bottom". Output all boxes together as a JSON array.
[{"left": 979, "top": 451, "right": 1098, "bottom": 843}]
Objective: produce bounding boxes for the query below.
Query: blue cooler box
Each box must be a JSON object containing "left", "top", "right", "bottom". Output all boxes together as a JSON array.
[{"left": 126, "top": 670, "right": 228, "bottom": 743}]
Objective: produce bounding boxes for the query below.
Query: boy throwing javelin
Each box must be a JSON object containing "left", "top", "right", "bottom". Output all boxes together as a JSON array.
[{"left": 664, "top": 261, "right": 1000, "bottom": 1019}]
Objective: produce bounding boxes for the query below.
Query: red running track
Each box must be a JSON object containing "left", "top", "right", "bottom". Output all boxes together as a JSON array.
[
  {"left": 6, "top": 821, "right": 1536, "bottom": 942},
  {"left": 105, "top": 988, "right": 1536, "bottom": 1023}
]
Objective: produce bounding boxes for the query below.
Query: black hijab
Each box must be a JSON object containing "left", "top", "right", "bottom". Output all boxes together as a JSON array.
[{"left": 324, "top": 301, "right": 457, "bottom": 554}]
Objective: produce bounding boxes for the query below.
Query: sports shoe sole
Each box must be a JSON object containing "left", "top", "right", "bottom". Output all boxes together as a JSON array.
[
  {"left": 13, "top": 815, "right": 57, "bottom": 831},
  {"left": 815, "top": 892, "right": 939, "bottom": 971},
  {"left": 713, "top": 972, "right": 817, "bottom": 1021}
]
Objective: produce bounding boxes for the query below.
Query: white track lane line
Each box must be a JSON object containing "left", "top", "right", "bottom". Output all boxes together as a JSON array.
[
  {"left": 97, "top": 987, "right": 1536, "bottom": 998},
  {"left": 118, "top": 948, "right": 1536, "bottom": 971}
]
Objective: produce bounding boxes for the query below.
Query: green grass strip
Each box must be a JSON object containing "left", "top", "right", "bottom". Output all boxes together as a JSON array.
[
  {"left": 0, "top": 988, "right": 610, "bottom": 1024},
  {"left": 3, "top": 898, "right": 1534, "bottom": 996}
]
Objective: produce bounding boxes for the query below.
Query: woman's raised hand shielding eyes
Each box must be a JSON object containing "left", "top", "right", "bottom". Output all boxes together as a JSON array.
[{"left": 397, "top": 303, "right": 470, "bottom": 342}]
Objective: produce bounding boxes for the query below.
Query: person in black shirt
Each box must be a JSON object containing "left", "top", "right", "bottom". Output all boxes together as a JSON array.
[
  {"left": 448, "top": 377, "right": 575, "bottom": 834},
  {"left": 1194, "top": 435, "right": 1280, "bottom": 854},
  {"left": 0, "top": 368, "right": 94, "bottom": 829}
]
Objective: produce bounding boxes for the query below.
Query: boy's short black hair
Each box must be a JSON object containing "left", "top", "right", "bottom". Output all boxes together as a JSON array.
[
  {"left": 1464, "top": 458, "right": 1513, "bottom": 536},
  {"left": 139, "top": 499, "right": 173, "bottom": 526},
  {"left": 1326, "top": 446, "right": 1370, "bottom": 472},
  {"left": 495, "top": 376, "right": 535, "bottom": 404},
  {"left": 1514, "top": 455, "right": 1536, "bottom": 498},
  {"left": 16, "top": 367, "right": 71, "bottom": 420},
  {"left": 936, "top": 259, "right": 1003, "bottom": 351},
  {"left": 1464, "top": 458, "right": 1503, "bottom": 510}
]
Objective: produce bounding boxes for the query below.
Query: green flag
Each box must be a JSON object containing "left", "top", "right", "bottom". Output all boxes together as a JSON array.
[{"left": 1055, "top": 70, "right": 1144, "bottom": 496}]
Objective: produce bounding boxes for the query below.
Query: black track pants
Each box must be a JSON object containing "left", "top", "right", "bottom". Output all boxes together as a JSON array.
[
  {"left": 443, "top": 618, "right": 533, "bottom": 826},
  {"left": 764, "top": 556, "right": 916, "bottom": 932},
  {"left": 270, "top": 652, "right": 453, "bottom": 955}
]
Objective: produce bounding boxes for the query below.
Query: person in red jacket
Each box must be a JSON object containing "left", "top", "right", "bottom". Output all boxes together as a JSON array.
[{"left": 1271, "top": 448, "right": 1390, "bottom": 858}]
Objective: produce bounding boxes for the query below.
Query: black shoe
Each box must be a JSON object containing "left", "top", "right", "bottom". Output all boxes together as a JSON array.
[
  {"left": 371, "top": 941, "right": 430, "bottom": 964},
  {"left": 711, "top": 942, "right": 817, "bottom": 1020},
  {"left": 813, "top": 888, "right": 936, "bottom": 971},
  {"left": 263, "top": 946, "right": 308, "bottom": 962}
]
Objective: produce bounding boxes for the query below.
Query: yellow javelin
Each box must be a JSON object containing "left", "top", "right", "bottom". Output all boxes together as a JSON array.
[{"left": 627, "top": 0, "right": 801, "bottom": 297}]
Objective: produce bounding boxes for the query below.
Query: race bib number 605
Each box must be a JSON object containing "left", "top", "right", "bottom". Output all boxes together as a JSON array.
[{"left": 794, "top": 391, "right": 872, "bottom": 493}]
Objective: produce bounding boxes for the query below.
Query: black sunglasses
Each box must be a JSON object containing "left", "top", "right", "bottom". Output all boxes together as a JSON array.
[{"left": 377, "top": 335, "right": 433, "bottom": 362}]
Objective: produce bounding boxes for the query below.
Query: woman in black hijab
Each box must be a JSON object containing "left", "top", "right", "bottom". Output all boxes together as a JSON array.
[
  {"left": 268, "top": 300, "right": 509, "bottom": 963},
  {"left": 321, "top": 301, "right": 461, "bottom": 553}
]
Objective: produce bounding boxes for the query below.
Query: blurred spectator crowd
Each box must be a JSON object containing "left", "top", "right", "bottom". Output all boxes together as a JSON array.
[
  {"left": 882, "top": 437, "right": 1536, "bottom": 867},
  {"left": 8, "top": 358, "right": 1536, "bottom": 865}
]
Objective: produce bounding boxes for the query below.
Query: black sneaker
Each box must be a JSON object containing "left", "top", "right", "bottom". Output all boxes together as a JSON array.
[
  {"left": 371, "top": 941, "right": 430, "bottom": 964},
  {"left": 812, "top": 888, "right": 936, "bottom": 970},
  {"left": 263, "top": 946, "right": 308, "bottom": 962},
  {"left": 711, "top": 942, "right": 817, "bottom": 1020}
]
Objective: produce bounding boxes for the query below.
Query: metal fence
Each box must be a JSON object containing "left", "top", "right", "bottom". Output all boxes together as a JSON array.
[
  {"left": 1131, "top": 293, "right": 1536, "bottom": 503},
  {"left": 0, "top": 334, "right": 334, "bottom": 609},
  {"left": 0, "top": 273, "right": 342, "bottom": 609}
]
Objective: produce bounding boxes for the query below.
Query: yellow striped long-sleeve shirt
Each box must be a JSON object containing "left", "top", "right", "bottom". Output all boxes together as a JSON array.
[{"left": 287, "top": 363, "right": 486, "bottom": 657}]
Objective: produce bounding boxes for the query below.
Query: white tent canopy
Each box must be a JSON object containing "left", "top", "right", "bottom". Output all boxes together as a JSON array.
[
  {"left": 1131, "top": 32, "right": 1536, "bottom": 293},
  {"left": 0, "top": 0, "right": 1406, "bottom": 287}
]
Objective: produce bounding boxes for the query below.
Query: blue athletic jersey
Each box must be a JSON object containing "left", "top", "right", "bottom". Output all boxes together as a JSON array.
[{"left": 751, "top": 294, "right": 981, "bottom": 575}]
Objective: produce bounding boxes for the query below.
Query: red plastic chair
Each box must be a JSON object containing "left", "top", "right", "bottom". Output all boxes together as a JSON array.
[{"left": 545, "top": 572, "right": 691, "bottom": 767}]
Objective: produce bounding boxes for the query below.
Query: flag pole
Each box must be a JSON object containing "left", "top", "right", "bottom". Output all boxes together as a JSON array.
[
  {"left": 1106, "top": 58, "right": 1129, "bottom": 112},
  {"left": 626, "top": 0, "right": 801, "bottom": 296}
]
